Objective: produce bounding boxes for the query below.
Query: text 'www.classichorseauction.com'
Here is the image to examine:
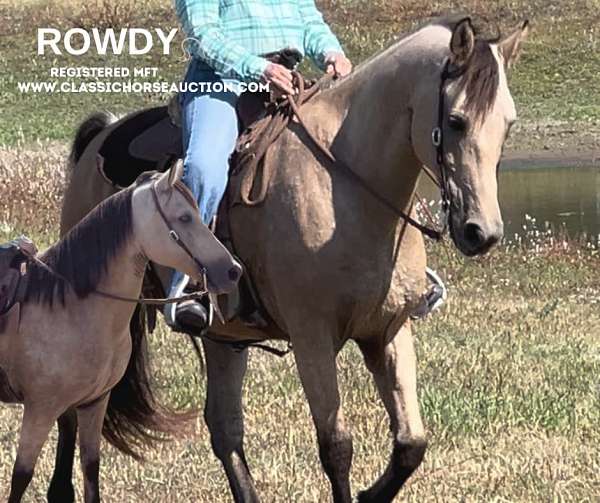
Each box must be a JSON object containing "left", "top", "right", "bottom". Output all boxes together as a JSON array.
[
  {"left": 19, "top": 28, "right": 270, "bottom": 94},
  {"left": 17, "top": 69, "right": 270, "bottom": 94}
]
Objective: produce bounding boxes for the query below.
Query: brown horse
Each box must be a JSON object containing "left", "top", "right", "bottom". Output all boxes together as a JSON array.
[
  {"left": 59, "top": 16, "right": 528, "bottom": 502},
  {"left": 1, "top": 164, "right": 240, "bottom": 503}
]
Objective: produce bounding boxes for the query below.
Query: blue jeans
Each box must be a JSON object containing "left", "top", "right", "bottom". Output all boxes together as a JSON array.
[{"left": 169, "top": 60, "right": 241, "bottom": 295}]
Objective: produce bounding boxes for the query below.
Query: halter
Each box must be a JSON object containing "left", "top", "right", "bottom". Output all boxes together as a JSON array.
[
  {"left": 29, "top": 180, "right": 209, "bottom": 306},
  {"left": 151, "top": 180, "right": 209, "bottom": 280}
]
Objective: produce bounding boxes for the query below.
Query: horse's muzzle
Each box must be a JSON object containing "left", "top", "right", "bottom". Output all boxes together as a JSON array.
[
  {"left": 452, "top": 218, "right": 503, "bottom": 256},
  {"left": 205, "top": 260, "right": 243, "bottom": 295}
]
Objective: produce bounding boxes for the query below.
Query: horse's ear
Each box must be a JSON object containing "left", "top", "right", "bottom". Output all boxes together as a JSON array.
[
  {"left": 134, "top": 171, "right": 157, "bottom": 186},
  {"left": 498, "top": 20, "right": 530, "bottom": 70},
  {"left": 167, "top": 159, "right": 184, "bottom": 187},
  {"left": 449, "top": 17, "right": 475, "bottom": 67}
]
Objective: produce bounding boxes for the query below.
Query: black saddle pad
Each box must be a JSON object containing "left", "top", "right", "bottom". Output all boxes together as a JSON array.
[{"left": 99, "top": 106, "right": 183, "bottom": 187}]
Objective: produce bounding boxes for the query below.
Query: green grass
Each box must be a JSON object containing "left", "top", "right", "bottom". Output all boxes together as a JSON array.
[
  {"left": 1, "top": 0, "right": 599, "bottom": 146},
  {"left": 1, "top": 144, "right": 600, "bottom": 500}
]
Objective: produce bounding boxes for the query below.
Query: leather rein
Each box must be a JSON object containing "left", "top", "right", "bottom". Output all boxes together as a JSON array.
[
  {"left": 275, "top": 63, "right": 458, "bottom": 242},
  {"left": 29, "top": 180, "right": 208, "bottom": 306}
]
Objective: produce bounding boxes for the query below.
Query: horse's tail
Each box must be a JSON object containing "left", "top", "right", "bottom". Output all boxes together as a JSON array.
[
  {"left": 102, "top": 304, "right": 196, "bottom": 460},
  {"left": 68, "top": 111, "right": 116, "bottom": 166}
]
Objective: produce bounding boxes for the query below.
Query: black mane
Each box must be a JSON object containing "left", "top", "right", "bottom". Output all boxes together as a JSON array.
[{"left": 25, "top": 187, "right": 134, "bottom": 307}]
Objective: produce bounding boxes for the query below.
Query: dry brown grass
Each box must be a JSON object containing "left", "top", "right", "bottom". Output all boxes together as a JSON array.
[
  {"left": 0, "top": 143, "right": 68, "bottom": 242},
  {"left": 0, "top": 145, "right": 599, "bottom": 501}
]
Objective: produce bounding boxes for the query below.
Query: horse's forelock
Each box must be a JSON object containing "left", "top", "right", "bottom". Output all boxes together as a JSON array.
[{"left": 459, "top": 40, "right": 500, "bottom": 122}]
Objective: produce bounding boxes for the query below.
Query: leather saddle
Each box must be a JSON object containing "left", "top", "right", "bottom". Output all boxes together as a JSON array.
[
  {"left": 94, "top": 49, "right": 307, "bottom": 326},
  {"left": 0, "top": 236, "right": 36, "bottom": 335},
  {"left": 97, "top": 48, "right": 304, "bottom": 189}
]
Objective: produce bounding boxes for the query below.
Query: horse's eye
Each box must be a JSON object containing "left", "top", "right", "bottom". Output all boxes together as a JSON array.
[
  {"left": 178, "top": 213, "right": 192, "bottom": 224},
  {"left": 448, "top": 114, "right": 467, "bottom": 132}
]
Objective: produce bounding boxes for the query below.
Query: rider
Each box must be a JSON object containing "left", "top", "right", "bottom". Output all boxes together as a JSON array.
[
  {"left": 167, "top": 0, "right": 445, "bottom": 331},
  {"left": 166, "top": 0, "right": 353, "bottom": 330}
]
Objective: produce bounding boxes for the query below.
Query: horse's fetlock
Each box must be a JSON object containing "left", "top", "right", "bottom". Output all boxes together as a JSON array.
[{"left": 392, "top": 437, "right": 427, "bottom": 471}]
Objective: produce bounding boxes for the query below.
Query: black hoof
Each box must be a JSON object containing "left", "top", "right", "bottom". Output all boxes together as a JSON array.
[
  {"left": 356, "top": 490, "right": 373, "bottom": 503},
  {"left": 47, "top": 484, "right": 75, "bottom": 503}
]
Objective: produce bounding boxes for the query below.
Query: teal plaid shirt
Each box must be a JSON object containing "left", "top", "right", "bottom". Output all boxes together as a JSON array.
[{"left": 176, "top": 0, "right": 344, "bottom": 82}]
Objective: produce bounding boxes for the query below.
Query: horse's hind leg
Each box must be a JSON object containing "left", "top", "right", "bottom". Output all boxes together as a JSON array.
[
  {"left": 47, "top": 410, "right": 78, "bottom": 503},
  {"left": 203, "top": 338, "right": 259, "bottom": 503},
  {"left": 356, "top": 322, "right": 427, "bottom": 502},
  {"left": 292, "top": 323, "right": 353, "bottom": 503},
  {"left": 76, "top": 393, "right": 110, "bottom": 503},
  {"left": 8, "top": 405, "right": 56, "bottom": 503}
]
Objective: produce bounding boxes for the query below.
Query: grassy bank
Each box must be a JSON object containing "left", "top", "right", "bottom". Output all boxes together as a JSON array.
[
  {"left": 1, "top": 0, "right": 599, "bottom": 152},
  {"left": 1, "top": 143, "right": 600, "bottom": 500}
]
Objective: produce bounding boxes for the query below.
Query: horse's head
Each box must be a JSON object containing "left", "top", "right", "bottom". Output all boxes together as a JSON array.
[
  {"left": 132, "top": 162, "right": 242, "bottom": 294},
  {"left": 411, "top": 18, "right": 529, "bottom": 256}
]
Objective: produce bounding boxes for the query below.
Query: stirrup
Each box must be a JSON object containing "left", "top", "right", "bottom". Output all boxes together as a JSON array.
[{"left": 411, "top": 267, "right": 447, "bottom": 319}]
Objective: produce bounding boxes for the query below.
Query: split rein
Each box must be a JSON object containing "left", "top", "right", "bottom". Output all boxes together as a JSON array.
[
  {"left": 27, "top": 180, "right": 207, "bottom": 307},
  {"left": 281, "top": 65, "right": 459, "bottom": 242}
]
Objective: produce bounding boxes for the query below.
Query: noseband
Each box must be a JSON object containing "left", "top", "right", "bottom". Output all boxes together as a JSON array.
[{"left": 151, "top": 180, "right": 208, "bottom": 279}]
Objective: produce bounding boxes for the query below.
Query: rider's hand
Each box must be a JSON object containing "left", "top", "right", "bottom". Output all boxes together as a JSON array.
[
  {"left": 262, "top": 63, "right": 295, "bottom": 96},
  {"left": 324, "top": 52, "right": 353, "bottom": 78}
]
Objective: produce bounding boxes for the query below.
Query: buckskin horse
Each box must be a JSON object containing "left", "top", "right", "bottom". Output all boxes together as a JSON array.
[
  {"left": 0, "top": 165, "right": 241, "bottom": 503},
  {"left": 57, "top": 16, "right": 528, "bottom": 503}
]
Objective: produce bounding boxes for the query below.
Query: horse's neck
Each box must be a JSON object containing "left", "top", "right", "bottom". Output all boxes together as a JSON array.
[
  {"left": 86, "top": 240, "right": 147, "bottom": 327},
  {"left": 313, "top": 29, "right": 445, "bottom": 223}
]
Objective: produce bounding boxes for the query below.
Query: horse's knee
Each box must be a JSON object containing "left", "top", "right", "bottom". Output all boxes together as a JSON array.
[
  {"left": 391, "top": 437, "right": 427, "bottom": 475},
  {"left": 204, "top": 407, "right": 244, "bottom": 459}
]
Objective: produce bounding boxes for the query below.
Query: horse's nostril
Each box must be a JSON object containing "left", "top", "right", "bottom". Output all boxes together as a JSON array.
[
  {"left": 228, "top": 265, "right": 242, "bottom": 283},
  {"left": 463, "top": 222, "right": 485, "bottom": 248}
]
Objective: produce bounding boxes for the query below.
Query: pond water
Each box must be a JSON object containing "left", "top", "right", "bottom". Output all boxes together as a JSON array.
[{"left": 420, "top": 165, "right": 600, "bottom": 242}]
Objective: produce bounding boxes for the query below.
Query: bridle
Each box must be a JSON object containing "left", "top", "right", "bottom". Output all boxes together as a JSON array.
[
  {"left": 425, "top": 58, "right": 464, "bottom": 235},
  {"left": 29, "top": 180, "right": 209, "bottom": 306}
]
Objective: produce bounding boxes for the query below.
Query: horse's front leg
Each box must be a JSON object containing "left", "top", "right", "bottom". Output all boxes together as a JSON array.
[
  {"left": 356, "top": 321, "right": 427, "bottom": 502},
  {"left": 203, "top": 338, "right": 259, "bottom": 503},
  {"left": 76, "top": 393, "right": 110, "bottom": 503},
  {"left": 47, "top": 410, "right": 78, "bottom": 503},
  {"left": 8, "top": 405, "right": 57, "bottom": 503},
  {"left": 291, "top": 321, "right": 353, "bottom": 503}
]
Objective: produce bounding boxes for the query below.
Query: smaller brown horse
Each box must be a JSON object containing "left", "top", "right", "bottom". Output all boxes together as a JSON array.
[{"left": 0, "top": 163, "right": 241, "bottom": 503}]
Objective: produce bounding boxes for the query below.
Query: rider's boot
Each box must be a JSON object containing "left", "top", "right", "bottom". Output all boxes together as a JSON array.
[
  {"left": 164, "top": 273, "right": 211, "bottom": 334},
  {"left": 410, "top": 267, "right": 447, "bottom": 319},
  {"left": 164, "top": 270, "right": 267, "bottom": 334}
]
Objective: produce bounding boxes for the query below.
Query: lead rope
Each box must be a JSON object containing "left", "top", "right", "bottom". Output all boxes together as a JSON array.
[{"left": 26, "top": 251, "right": 207, "bottom": 305}]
